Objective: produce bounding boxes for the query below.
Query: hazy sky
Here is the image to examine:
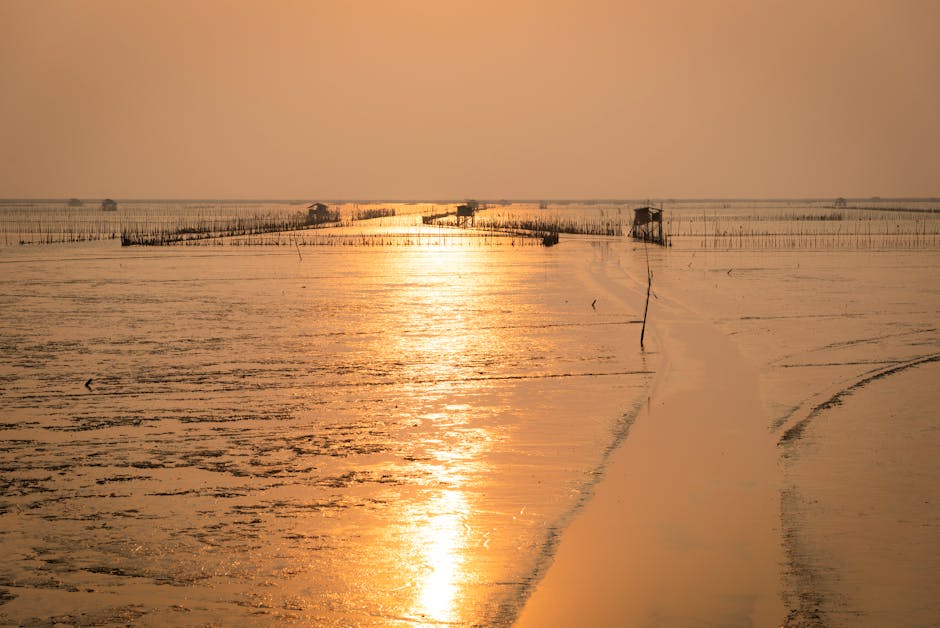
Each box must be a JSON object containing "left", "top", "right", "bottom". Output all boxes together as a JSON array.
[{"left": 1, "top": 0, "right": 937, "bottom": 199}]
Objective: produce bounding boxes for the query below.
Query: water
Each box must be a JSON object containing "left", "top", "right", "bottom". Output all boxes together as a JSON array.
[
  {"left": 0, "top": 237, "right": 652, "bottom": 625},
  {"left": 4, "top": 198, "right": 937, "bottom": 625}
]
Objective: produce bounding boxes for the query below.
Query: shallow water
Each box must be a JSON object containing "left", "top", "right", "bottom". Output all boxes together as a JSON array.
[
  {"left": 3, "top": 200, "right": 939, "bottom": 626},
  {"left": 0, "top": 239, "right": 651, "bottom": 625}
]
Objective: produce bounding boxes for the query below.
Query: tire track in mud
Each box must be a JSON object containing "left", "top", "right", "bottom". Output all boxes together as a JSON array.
[
  {"left": 775, "top": 353, "right": 940, "bottom": 627},
  {"left": 767, "top": 326, "right": 936, "bottom": 369},
  {"left": 774, "top": 352, "right": 940, "bottom": 448}
]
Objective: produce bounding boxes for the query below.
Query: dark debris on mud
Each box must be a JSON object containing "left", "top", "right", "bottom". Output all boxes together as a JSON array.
[{"left": 17, "top": 605, "right": 147, "bottom": 627}]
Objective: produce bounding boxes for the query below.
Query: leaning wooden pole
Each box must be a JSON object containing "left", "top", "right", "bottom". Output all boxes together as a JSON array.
[{"left": 640, "top": 242, "right": 652, "bottom": 349}]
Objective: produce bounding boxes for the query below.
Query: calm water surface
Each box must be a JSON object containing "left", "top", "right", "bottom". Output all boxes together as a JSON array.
[{"left": 0, "top": 240, "right": 651, "bottom": 625}]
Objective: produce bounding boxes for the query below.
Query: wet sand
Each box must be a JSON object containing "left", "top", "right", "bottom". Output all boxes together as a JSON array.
[
  {"left": 1, "top": 213, "right": 938, "bottom": 625},
  {"left": 780, "top": 361, "right": 940, "bottom": 626},
  {"left": 0, "top": 240, "right": 653, "bottom": 625},
  {"left": 516, "top": 244, "right": 940, "bottom": 627},
  {"left": 516, "top": 285, "right": 784, "bottom": 626}
]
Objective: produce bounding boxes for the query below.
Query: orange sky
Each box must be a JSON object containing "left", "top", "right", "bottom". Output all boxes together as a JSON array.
[{"left": 1, "top": 0, "right": 937, "bottom": 199}]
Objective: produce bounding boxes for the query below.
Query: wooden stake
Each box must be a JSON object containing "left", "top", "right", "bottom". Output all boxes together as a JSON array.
[{"left": 640, "top": 242, "right": 651, "bottom": 349}]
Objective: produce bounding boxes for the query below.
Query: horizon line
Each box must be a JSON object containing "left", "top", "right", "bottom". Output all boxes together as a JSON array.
[{"left": 2, "top": 196, "right": 938, "bottom": 204}]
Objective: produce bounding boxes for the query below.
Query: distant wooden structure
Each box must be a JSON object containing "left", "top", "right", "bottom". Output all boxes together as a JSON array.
[
  {"left": 630, "top": 205, "right": 666, "bottom": 245},
  {"left": 101, "top": 198, "right": 117, "bottom": 211},
  {"left": 306, "top": 202, "right": 337, "bottom": 225},
  {"left": 456, "top": 200, "right": 480, "bottom": 226},
  {"left": 67, "top": 198, "right": 83, "bottom": 207},
  {"left": 833, "top": 197, "right": 847, "bottom": 208}
]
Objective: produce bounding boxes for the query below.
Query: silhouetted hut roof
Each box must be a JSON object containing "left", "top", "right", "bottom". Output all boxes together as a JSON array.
[{"left": 633, "top": 206, "right": 662, "bottom": 220}]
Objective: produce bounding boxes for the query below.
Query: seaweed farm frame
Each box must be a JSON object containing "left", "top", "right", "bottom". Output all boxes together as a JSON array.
[{"left": 2, "top": 199, "right": 938, "bottom": 250}]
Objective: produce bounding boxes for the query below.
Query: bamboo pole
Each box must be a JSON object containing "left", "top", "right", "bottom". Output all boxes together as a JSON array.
[{"left": 640, "top": 242, "right": 652, "bottom": 349}]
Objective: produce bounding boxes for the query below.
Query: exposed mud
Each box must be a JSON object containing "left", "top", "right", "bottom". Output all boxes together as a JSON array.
[{"left": 0, "top": 241, "right": 651, "bottom": 625}]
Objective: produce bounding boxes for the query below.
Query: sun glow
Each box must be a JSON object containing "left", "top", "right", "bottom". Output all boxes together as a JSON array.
[
  {"left": 375, "top": 247, "right": 501, "bottom": 623},
  {"left": 415, "top": 489, "right": 470, "bottom": 623}
]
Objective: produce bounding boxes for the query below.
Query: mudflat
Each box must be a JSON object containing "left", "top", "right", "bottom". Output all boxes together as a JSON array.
[{"left": 518, "top": 243, "right": 940, "bottom": 627}]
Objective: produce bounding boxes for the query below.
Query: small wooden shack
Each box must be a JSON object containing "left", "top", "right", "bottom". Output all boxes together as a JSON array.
[
  {"left": 630, "top": 206, "right": 666, "bottom": 245},
  {"left": 833, "top": 197, "right": 847, "bottom": 208},
  {"left": 456, "top": 200, "right": 479, "bottom": 226},
  {"left": 67, "top": 198, "right": 83, "bottom": 207},
  {"left": 101, "top": 198, "right": 118, "bottom": 211},
  {"left": 305, "top": 202, "right": 337, "bottom": 225}
]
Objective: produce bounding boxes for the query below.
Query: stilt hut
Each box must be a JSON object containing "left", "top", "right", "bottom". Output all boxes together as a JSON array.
[
  {"left": 630, "top": 205, "right": 666, "bottom": 245},
  {"left": 305, "top": 202, "right": 338, "bottom": 225},
  {"left": 456, "top": 200, "right": 479, "bottom": 226}
]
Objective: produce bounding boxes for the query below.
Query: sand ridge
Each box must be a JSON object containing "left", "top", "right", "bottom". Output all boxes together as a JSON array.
[{"left": 516, "top": 280, "right": 785, "bottom": 626}]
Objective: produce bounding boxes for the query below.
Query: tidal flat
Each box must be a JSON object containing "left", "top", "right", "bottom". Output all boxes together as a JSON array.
[
  {"left": 519, "top": 235, "right": 940, "bottom": 627},
  {"left": 1, "top": 200, "right": 938, "bottom": 626},
  {"left": 0, "top": 227, "right": 650, "bottom": 625}
]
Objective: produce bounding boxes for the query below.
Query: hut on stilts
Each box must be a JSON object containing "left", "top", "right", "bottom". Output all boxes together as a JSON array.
[
  {"left": 629, "top": 205, "right": 667, "bottom": 246},
  {"left": 456, "top": 200, "right": 479, "bottom": 227},
  {"left": 305, "top": 202, "right": 339, "bottom": 225}
]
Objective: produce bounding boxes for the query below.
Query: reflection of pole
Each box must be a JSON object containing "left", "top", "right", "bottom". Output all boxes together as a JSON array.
[{"left": 640, "top": 242, "right": 651, "bottom": 349}]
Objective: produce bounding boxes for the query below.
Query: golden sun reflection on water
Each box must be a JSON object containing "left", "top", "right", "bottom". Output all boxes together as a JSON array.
[
  {"left": 407, "top": 415, "right": 491, "bottom": 625},
  {"left": 415, "top": 489, "right": 470, "bottom": 624},
  {"left": 388, "top": 247, "right": 492, "bottom": 383},
  {"left": 375, "top": 248, "right": 508, "bottom": 623}
]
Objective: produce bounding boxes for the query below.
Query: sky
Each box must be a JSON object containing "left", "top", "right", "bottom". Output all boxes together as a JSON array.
[{"left": 0, "top": 0, "right": 938, "bottom": 200}]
